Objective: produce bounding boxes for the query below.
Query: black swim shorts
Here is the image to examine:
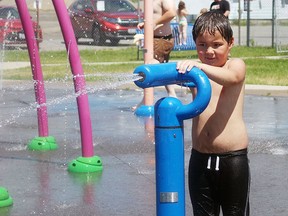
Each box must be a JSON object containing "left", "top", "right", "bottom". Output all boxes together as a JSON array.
[{"left": 188, "top": 148, "right": 250, "bottom": 216}]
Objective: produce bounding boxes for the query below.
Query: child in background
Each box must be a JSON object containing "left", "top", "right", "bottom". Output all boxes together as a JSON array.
[
  {"left": 176, "top": 1, "right": 188, "bottom": 45},
  {"left": 197, "top": 7, "right": 208, "bottom": 19},
  {"left": 177, "top": 11, "right": 250, "bottom": 216}
]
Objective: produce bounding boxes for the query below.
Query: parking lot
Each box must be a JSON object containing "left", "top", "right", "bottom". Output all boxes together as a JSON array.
[
  {"left": 31, "top": 9, "right": 135, "bottom": 52},
  {"left": 32, "top": 10, "right": 287, "bottom": 51}
]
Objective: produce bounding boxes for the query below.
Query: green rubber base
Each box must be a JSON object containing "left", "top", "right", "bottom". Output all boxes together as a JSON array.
[
  {"left": 0, "top": 187, "right": 13, "bottom": 208},
  {"left": 28, "top": 136, "right": 58, "bottom": 151},
  {"left": 68, "top": 156, "right": 103, "bottom": 173}
]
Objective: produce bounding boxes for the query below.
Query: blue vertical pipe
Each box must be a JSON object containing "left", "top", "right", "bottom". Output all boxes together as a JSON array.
[
  {"left": 134, "top": 63, "right": 211, "bottom": 215},
  {"left": 155, "top": 97, "right": 185, "bottom": 215}
]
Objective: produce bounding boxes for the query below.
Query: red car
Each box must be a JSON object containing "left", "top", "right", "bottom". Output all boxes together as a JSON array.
[
  {"left": 68, "top": 0, "right": 143, "bottom": 46},
  {"left": 0, "top": 6, "right": 42, "bottom": 47}
]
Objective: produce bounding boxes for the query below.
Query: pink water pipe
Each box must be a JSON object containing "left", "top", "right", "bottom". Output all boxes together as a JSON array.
[
  {"left": 134, "top": 0, "right": 155, "bottom": 116},
  {"left": 15, "top": 0, "right": 102, "bottom": 172},
  {"left": 52, "top": 0, "right": 94, "bottom": 158},
  {"left": 143, "top": 0, "right": 154, "bottom": 103},
  {"left": 15, "top": 0, "right": 48, "bottom": 137},
  {"left": 15, "top": 0, "right": 59, "bottom": 151}
]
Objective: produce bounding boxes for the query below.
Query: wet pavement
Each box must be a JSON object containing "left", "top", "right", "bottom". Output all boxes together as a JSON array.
[{"left": 0, "top": 82, "right": 288, "bottom": 216}]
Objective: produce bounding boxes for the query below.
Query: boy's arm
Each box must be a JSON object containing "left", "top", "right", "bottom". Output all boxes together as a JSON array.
[
  {"left": 177, "top": 58, "right": 246, "bottom": 87},
  {"left": 198, "top": 59, "right": 245, "bottom": 86}
]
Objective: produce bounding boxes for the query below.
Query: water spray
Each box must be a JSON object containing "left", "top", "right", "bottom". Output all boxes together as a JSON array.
[{"left": 134, "top": 62, "right": 211, "bottom": 215}]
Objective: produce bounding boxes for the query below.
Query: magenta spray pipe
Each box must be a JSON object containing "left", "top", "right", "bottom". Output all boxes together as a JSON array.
[
  {"left": 15, "top": 0, "right": 59, "bottom": 151},
  {"left": 15, "top": 0, "right": 48, "bottom": 137},
  {"left": 52, "top": 0, "right": 102, "bottom": 172}
]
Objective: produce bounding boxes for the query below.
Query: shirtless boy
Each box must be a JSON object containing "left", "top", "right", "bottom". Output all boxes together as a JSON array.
[{"left": 177, "top": 11, "right": 250, "bottom": 216}]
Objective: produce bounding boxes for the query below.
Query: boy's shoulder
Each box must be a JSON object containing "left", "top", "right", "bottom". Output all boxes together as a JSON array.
[
  {"left": 226, "top": 58, "right": 246, "bottom": 77},
  {"left": 227, "top": 58, "right": 245, "bottom": 66}
]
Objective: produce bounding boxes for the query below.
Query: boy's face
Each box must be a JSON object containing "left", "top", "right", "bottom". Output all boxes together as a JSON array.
[{"left": 196, "top": 30, "right": 233, "bottom": 67}]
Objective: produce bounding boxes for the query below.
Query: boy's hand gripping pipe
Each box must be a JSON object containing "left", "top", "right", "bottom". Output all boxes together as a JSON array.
[{"left": 133, "top": 62, "right": 211, "bottom": 216}]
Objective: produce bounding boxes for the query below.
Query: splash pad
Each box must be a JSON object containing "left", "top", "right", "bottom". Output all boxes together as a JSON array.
[
  {"left": 1, "top": 82, "right": 288, "bottom": 215},
  {"left": 0, "top": 1, "right": 288, "bottom": 216}
]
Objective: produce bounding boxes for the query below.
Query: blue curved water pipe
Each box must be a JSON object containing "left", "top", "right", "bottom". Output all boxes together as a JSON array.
[{"left": 134, "top": 62, "right": 211, "bottom": 216}]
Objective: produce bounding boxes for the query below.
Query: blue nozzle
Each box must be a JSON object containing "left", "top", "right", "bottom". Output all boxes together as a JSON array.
[
  {"left": 134, "top": 62, "right": 197, "bottom": 88},
  {"left": 133, "top": 62, "right": 211, "bottom": 120}
]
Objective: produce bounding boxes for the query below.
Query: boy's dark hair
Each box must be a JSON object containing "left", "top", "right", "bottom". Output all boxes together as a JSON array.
[{"left": 192, "top": 11, "right": 233, "bottom": 44}]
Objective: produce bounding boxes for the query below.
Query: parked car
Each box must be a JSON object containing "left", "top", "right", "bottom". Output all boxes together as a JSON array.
[
  {"left": 68, "top": 0, "right": 143, "bottom": 46},
  {"left": 0, "top": 6, "right": 43, "bottom": 47}
]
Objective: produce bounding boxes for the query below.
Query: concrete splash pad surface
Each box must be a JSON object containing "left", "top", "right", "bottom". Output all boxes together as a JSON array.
[{"left": 0, "top": 83, "right": 288, "bottom": 216}]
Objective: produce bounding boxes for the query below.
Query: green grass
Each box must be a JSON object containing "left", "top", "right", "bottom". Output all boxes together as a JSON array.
[
  {"left": 2, "top": 47, "right": 139, "bottom": 63},
  {"left": 2, "top": 46, "right": 288, "bottom": 86},
  {"left": 5, "top": 63, "right": 140, "bottom": 81},
  {"left": 245, "top": 58, "right": 288, "bottom": 85}
]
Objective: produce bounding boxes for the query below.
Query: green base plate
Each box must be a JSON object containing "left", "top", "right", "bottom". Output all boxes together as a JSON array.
[
  {"left": 0, "top": 187, "right": 13, "bottom": 208},
  {"left": 28, "top": 136, "right": 58, "bottom": 151},
  {"left": 68, "top": 156, "right": 103, "bottom": 173}
]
